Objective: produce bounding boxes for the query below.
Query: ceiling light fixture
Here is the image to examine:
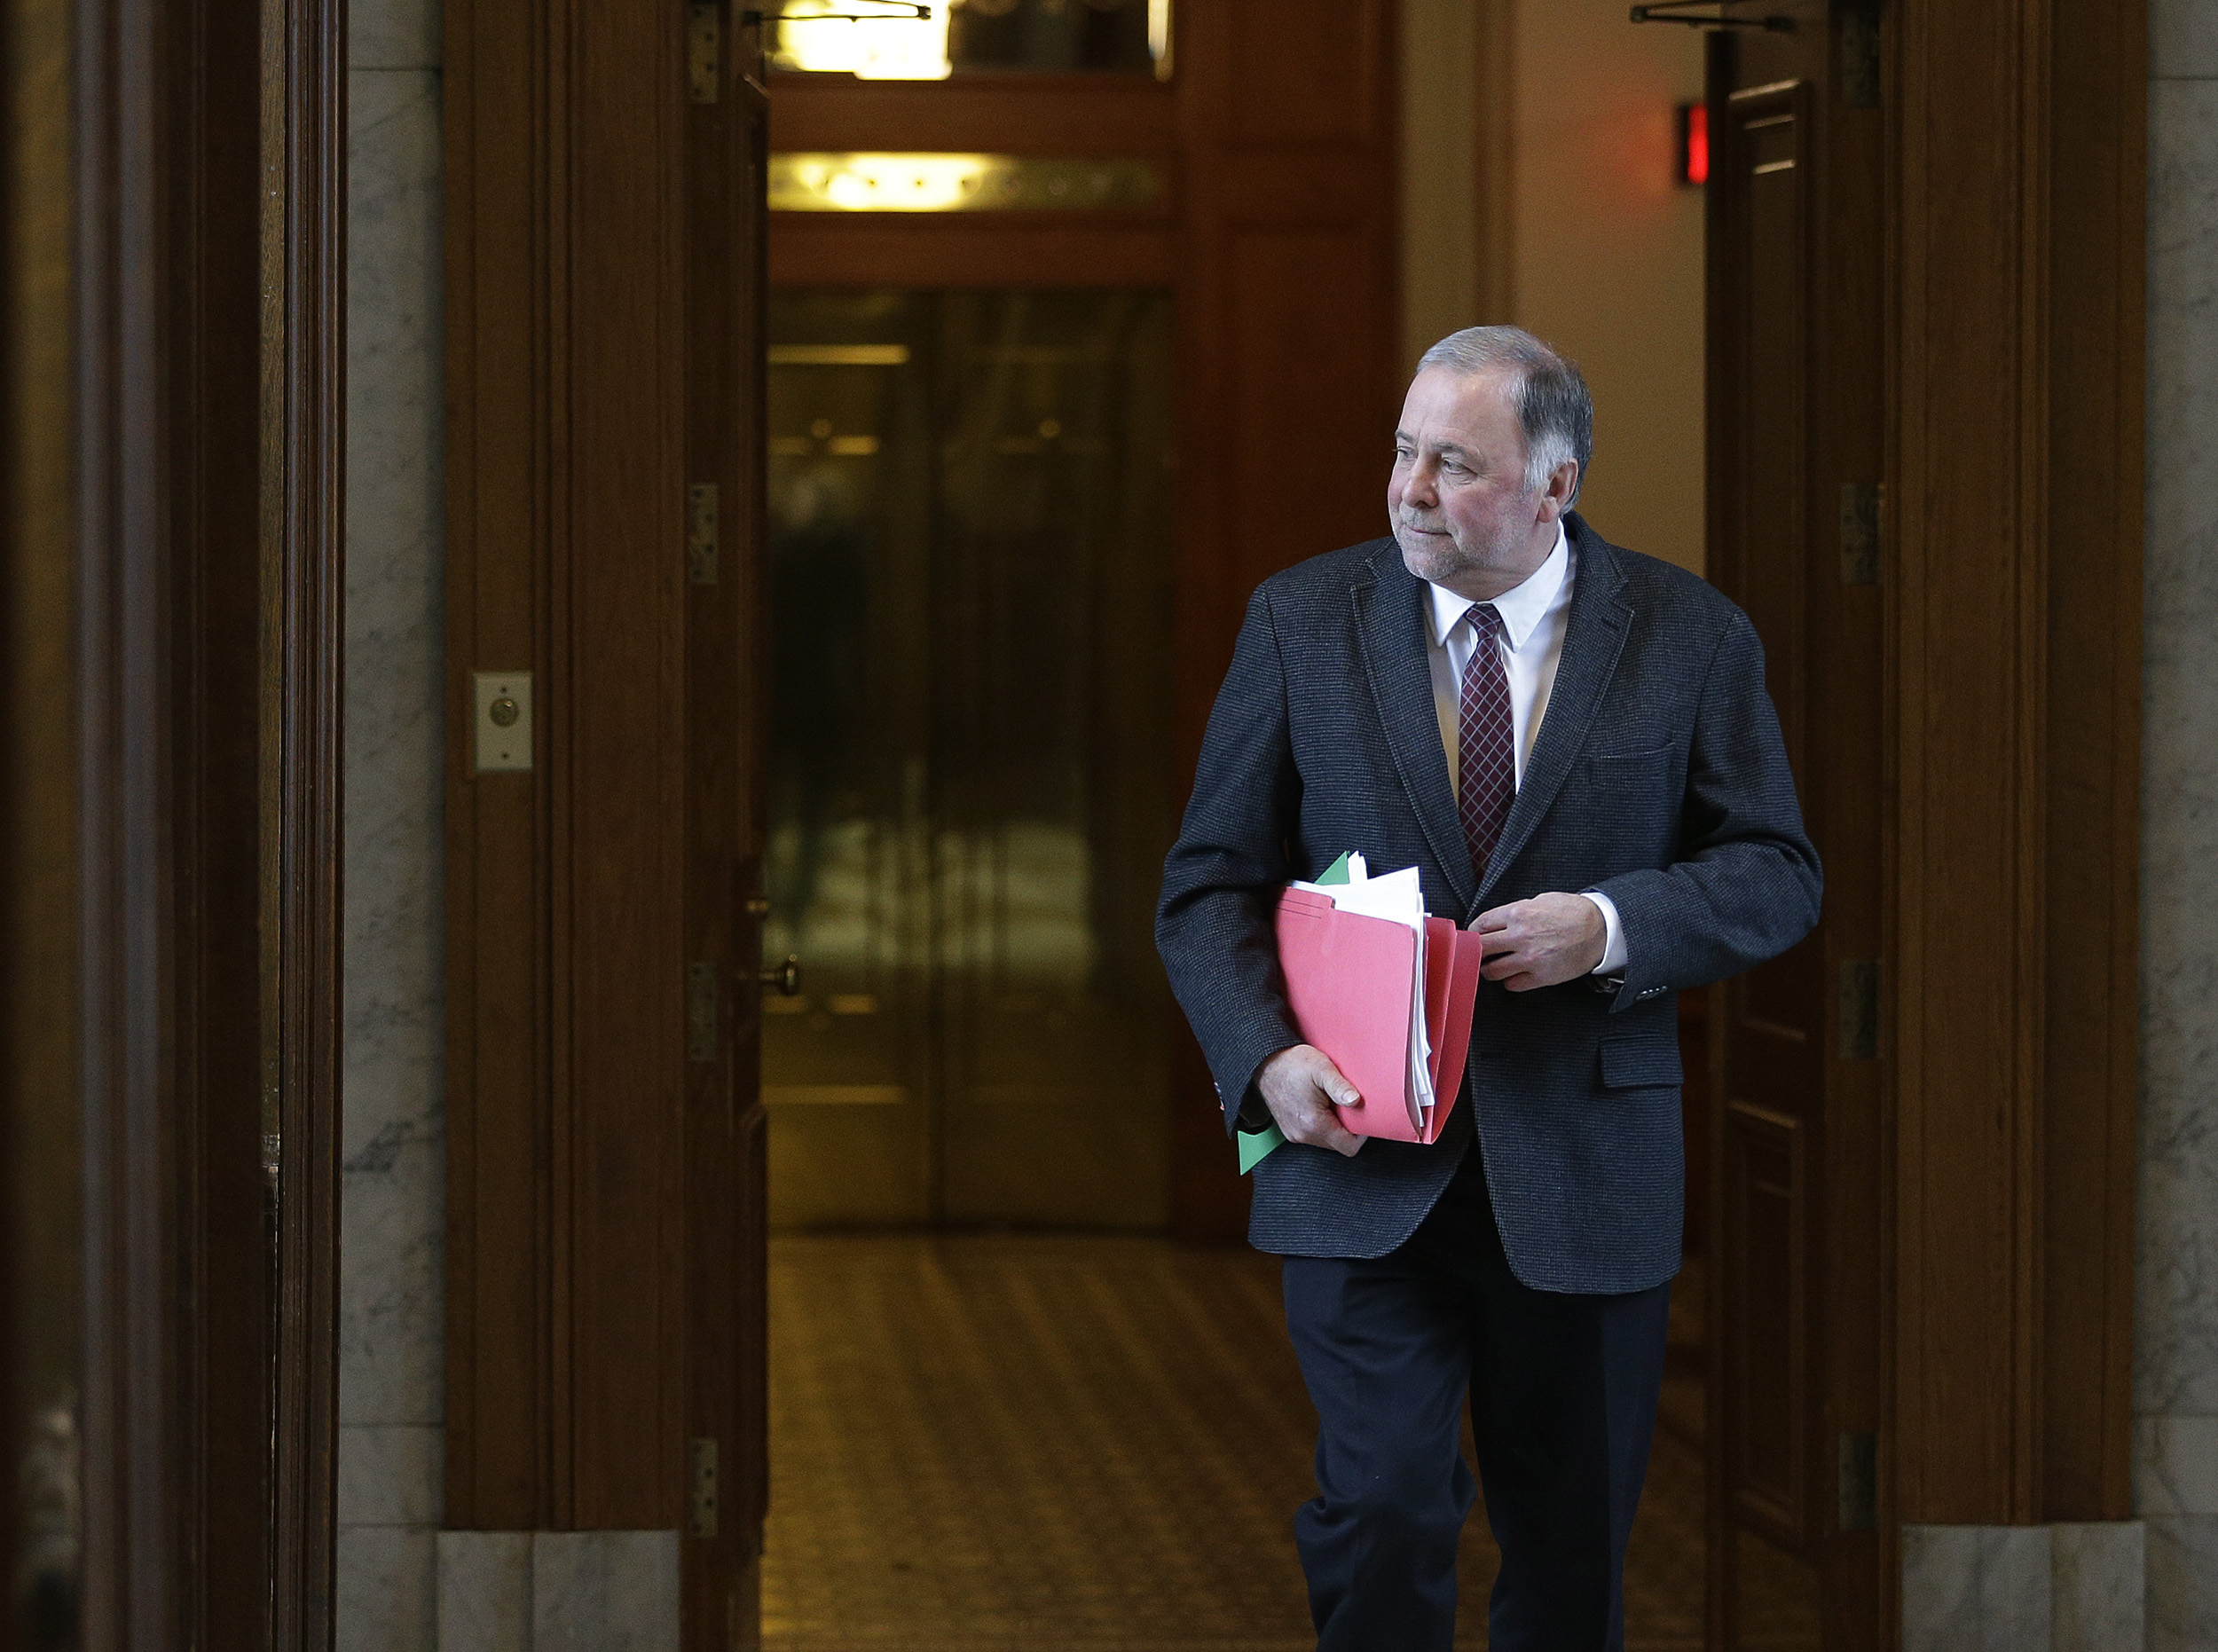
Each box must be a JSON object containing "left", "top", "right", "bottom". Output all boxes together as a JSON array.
[
  {"left": 1628, "top": 2, "right": 1793, "bottom": 30},
  {"left": 761, "top": 0, "right": 948, "bottom": 78}
]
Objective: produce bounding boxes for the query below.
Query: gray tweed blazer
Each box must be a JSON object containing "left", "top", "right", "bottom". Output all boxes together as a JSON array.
[{"left": 1155, "top": 515, "right": 1821, "bottom": 1294}]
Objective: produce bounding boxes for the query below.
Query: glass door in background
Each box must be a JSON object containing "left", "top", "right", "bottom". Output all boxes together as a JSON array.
[{"left": 763, "top": 288, "right": 1176, "bottom": 1231}]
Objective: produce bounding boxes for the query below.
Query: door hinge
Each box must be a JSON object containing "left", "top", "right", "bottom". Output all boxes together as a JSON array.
[
  {"left": 1838, "top": 958, "right": 1878, "bottom": 1060},
  {"left": 688, "top": 1437, "right": 720, "bottom": 1538},
  {"left": 1839, "top": 482, "right": 1883, "bottom": 586},
  {"left": 1838, "top": 1429, "right": 1877, "bottom": 1531},
  {"left": 1838, "top": 1, "right": 1881, "bottom": 110},
  {"left": 688, "top": 482, "right": 720, "bottom": 585},
  {"left": 688, "top": 961, "right": 721, "bottom": 1063},
  {"left": 688, "top": 5, "right": 722, "bottom": 104}
]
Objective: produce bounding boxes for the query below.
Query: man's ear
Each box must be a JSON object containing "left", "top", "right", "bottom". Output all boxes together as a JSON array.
[{"left": 1536, "top": 460, "right": 1579, "bottom": 523}]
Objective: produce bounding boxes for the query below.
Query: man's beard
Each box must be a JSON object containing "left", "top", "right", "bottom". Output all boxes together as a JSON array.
[{"left": 1396, "top": 515, "right": 1497, "bottom": 582}]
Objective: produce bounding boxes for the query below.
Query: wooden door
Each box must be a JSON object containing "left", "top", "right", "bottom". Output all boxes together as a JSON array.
[
  {"left": 444, "top": 4, "right": 767, "bottom": 1643},
  {"left": 1702, "top": 6, "right": 1884, "bottom": 1646}
]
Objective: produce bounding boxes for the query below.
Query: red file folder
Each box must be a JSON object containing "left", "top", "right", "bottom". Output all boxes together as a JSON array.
[{"left": 1273, "top": 886, "right": 1485, "bottom": 1145}]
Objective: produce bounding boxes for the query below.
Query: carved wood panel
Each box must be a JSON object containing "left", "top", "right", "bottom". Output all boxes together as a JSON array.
[
  {"left": 2035, "top": 0, "right": 2145, "bottom": 1523},
  {"left": 1894, "top": 0, "right": 2054, "bottom": 1522},
  {"left": 1708, "top": 64, "right": 1829, "bottom": 1585},
  {"left": 1723, "top": 1100, "right": 1807, "bottom": 1546},
  {"left": 559, "top": 0, "right": 691, "bottom": 1532},
  {"left": 1892, "top": 0, "right": 2145, "bottom": 1534}
]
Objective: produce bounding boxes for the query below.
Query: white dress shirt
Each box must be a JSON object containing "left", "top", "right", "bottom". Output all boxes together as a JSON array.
[{"left": 1421, "top": 522, "right": 1628, "bottom": 975}]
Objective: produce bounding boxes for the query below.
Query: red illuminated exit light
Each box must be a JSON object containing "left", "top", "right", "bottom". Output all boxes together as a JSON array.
[{"left": 1678, "top": 102, "right": 1709, "bottom": 187}]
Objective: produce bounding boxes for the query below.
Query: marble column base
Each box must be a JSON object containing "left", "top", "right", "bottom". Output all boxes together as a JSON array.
[
  {"left": 2146, "top": 1516, "right": 2218, "bottom": 1650},
  {"left": 339, "top": 1527, "right": 439, "bottom": 1652},
  {"left": 437, "top": 1531, "right": 681, "bottom": 1652},
  {"left": 2053, "top": 1523, "right": 2148, "bottom": 1651},
  {"left": 1902, "top": 1522, "right": 2144, "bottom": 1652},
  {"left": 336, "top": 1426, "right": 444, "bottom": 1652},
  {"left": 2138, "top": 1416, "right": 2218, "bottom": 1648}
]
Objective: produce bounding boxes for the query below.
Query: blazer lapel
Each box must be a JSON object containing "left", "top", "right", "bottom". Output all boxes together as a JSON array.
[
  {"left": 1352, "top": 546, "right": 1478, "bottom": 908},
  {"left": 1474, "top": 515, "right": 1634, "bottom": 909}
]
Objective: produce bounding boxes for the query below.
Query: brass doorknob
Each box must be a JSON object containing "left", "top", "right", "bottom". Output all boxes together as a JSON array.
[{"left": 759, "top": 955, "right": 802, "bottom": 996}]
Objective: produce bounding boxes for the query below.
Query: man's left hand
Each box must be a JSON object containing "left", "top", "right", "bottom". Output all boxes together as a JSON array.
[{"left": 1472, "top": 893, "right": 1606, "bottom": 991}]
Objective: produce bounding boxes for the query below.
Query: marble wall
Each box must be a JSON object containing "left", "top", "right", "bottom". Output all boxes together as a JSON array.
[
  {"left": 2139, "top": 3, "right": 2218, "bottom": 1648},
  {"left": 339, "top": 0, "right": 446, "bottom": 1648}
]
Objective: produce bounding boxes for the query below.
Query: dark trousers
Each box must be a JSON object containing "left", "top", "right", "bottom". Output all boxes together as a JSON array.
[{"left": 1280, "top": 1147, "right": 1672, "bottom": 1650}]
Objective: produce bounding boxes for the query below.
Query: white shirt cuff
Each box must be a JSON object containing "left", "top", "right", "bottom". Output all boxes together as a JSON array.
[{"left": 1579, "top": 891, "right": 1628, "bottom": 975}]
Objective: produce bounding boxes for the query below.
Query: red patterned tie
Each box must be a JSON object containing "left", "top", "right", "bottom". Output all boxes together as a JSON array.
[{"left": 1459, "top": 604, "right": 1515, "bottom": 876}]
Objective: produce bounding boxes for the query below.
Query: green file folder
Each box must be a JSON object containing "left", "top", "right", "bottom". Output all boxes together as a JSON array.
[{"left": 1236, "top": 853, "right": 1357, "bottom": 1173}]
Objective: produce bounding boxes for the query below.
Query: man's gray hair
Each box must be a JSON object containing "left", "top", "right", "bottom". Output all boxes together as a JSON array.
[{"left": 1417, "top": 326, "right": 1593, "bottom": 502}]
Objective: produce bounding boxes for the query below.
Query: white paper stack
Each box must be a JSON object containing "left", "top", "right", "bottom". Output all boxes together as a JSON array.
[{"left": 1292, "top": 855, "right": 1435, "bottom": 1132}]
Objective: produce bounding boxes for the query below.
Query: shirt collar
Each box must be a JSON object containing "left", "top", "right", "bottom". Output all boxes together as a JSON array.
[{"left": 1424, "top": 520, "right": 1570, "bottom": 652}]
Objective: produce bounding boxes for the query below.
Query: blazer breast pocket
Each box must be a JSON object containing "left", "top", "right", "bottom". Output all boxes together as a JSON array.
[
  {"left": 1586, "top": 743, "right": 1673, "bottom": 789},
  {"left": 1598, "top": 1035, "right": 1684, "bottom": 1090}
]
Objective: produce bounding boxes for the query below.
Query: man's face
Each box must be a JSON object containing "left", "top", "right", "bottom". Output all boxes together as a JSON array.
[{"left": 1388, "top": 366, "right": 1563, "bottom": 595}]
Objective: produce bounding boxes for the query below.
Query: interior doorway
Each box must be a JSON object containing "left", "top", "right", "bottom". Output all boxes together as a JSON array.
[
  {"left": 751, "top": 2, "right": 1734, "bottom": 1647},
  {"left": 763, "top": 287, "right": 1177, "bottom": 1231}
]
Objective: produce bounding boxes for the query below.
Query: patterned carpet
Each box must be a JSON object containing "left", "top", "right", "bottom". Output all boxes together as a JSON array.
[{"left": 761, "top": 1234, "right": 1710, "bottom": 1650}]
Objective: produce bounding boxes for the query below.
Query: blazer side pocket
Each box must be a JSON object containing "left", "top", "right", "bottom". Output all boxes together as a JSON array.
[{"left": 1599, "top": 1035, "right": 1684, "bottom": 1090}]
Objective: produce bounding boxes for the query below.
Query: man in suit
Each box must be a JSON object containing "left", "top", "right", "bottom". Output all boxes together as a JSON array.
[{"left": 1156, "top": 326, "right": 1820, "bottom": 1648}]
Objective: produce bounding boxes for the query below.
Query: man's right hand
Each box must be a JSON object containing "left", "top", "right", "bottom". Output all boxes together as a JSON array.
[{"left": 1255, "top": 1044, "right": 1365, "bottom": 1157}]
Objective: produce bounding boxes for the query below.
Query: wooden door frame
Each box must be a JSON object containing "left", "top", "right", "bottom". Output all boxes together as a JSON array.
[
  {"left": 1699, "top": 0, "right": 2145, "bottom": 1641},
  {"left": 263, "top": 0, "right": 349, "bottom": 1635},
  {"left": 2, "top": 0, "right": 345, "bottom": 1640},
  {"left": 444, "top": 16, "right": 773, "bottom": 1641},
  {"left": 684, "top": 13, "right": 774, "bottom": 1640}
]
